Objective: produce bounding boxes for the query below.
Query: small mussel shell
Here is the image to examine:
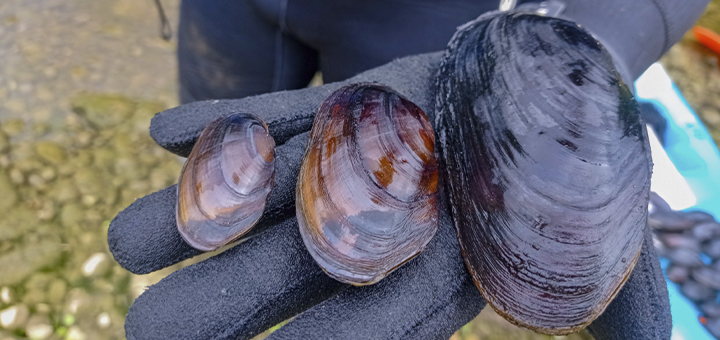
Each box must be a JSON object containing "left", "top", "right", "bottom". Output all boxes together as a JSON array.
[
  {"left": 436, "top": 13, "right": 651, "bottom": 334},
  {"left": 177, "top": 113, "right": 275, "bottom": 251},
  {"left": 297, "top": 83, "right": 439, "bottom": 286}
]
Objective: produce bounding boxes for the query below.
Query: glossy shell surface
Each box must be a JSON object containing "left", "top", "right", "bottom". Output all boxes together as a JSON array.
[
  {"left": 435, "top": 13, "right": 651, "bottom": 334},
  {"left": 297, "top": 83, "right": 439, "bottom": 286},
  {"left": 177, "top": 113, "right": 275, "bottom": 251}
]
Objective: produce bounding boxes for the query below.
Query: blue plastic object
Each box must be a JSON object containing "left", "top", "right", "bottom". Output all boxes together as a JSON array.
[{"left": 635, "top": 63, "right": 720, "bottom": 340}]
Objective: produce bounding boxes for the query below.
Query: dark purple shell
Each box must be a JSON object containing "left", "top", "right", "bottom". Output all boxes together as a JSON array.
[
  {"left": 177, "top": 114, "right": 275, "bottom": 251},
  {"left": 435, "top": 13, "right": 651, "bottom": 334},
  {"left": 297, "top": 83, "right": 439, "bottom": 286}
]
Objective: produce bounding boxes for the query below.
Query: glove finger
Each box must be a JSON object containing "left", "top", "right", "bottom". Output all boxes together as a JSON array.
[
  {"left": 108, "top": 132, "right": 308, "bottom": 274},
  {"left": 586, "top": 225, "right": 671, "bottom": 340},
  {"left": 151, "top": 52, "right": 442, "bottom": 157},
  {"left": 124, "top": 216, "right": 347, "bottom": 340},
  {"left": 267, "top": 197, "right": 486, "bottom": 340}
]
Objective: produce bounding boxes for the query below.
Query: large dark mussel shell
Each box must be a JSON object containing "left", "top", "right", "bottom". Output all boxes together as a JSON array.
[
  {"left": 297, "top": 83, "right": 439, "bottom": 286},
  {"left": 177, "top": 113, "right": 275, "bottom": 251},
  {"left": 435, "top": 13, "right": 652, "bottom": 334}
]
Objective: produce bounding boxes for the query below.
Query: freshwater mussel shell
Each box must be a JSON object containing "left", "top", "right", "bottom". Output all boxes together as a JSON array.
[
  {"left": 297, "top": 83, "right": 439, "bottom": 286},
  {"left": 436, "top": 13, "right": 651, "bottom": 334},
  {"left": 177, "top": 113, "right": 275, "bottom": 251}
]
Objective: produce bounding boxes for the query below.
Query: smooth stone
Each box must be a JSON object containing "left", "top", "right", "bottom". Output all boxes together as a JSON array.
[
  {"left": 0, "top": 286, "right": 13, "bottom": 304},
  {"left": 1, "top": 119, "right": 24, "bottom": 137},
  {"left": 81, "top": 253, "right": 110, "bottom": 277},
  {"left": 27, "top": 174, "right": 46, "bottom": 190},
  {"left": 0, "top": 172, "right": 17, "bottom": 211},
  {"left": 8, "top": 168, "right": 23, "bottom": 185},
  {"left": 0, "top": 208, "right": 38, "bottom": 241},
  {"left": 92, "top": 147, "right": 116, "bottom": 171},
  {"left": 0, "top": 304, "right": 29, "bottom": 330},
  {"left": 22, "top": 274, "right": 51, "bottom": 305},
  {"left": 132, "top": 101, "right": 165, "bottom": 132},
  {"left": 74, "top": 131, "right": 94, "bottom": 148},
  {"left": 34, "top": 141, "right": 66, "bottom": 165},
  {"left": 0, "top": 131, "right": 9, "bottom": 153},
  {"left": 60, "top": 204, "right": 84, "bottom": 228},
  {"left": 36, "top": 202, "right": 56, "bottom": 221},
  {"left": 0, "top": 242, "right": 64, "bottom": 286},
  {"left": 72, "top": 168, "right": 103, "bottom": 197},
  {"left": 14, "top": 158, "right": 43, "bottom": 175},
  {"left": 47, "top": 280, "right": 67, "bottom": 304},
  {"left": 73, "top": 150, "right": 93, "bottom": 167},
  {"left": 24, "top": 314, "right": 52, "bottom": 340},
  {"left": 66, "top": 326, "right": 86, "bottom": 340},
  {"left": 50, "top": 180, "right": 80, "bottom": 203},
  {"left": 31, "top": 123, "right": 51, "bottom": 137},
  {"left": 38, "top": 167, "right": 55, "bottom": 182},
  {"left": 70, "top": 94, "right": 135, "bottom": 129}
]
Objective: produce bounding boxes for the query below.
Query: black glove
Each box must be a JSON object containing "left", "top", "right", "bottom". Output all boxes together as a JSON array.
[{"left": 108, "top": 50, "right": 671, "bottom": 339}]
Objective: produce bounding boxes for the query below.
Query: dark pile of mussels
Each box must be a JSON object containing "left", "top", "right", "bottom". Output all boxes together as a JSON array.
[
  {"left": 650, "top": 193, "right": 720, "bottom": 338},
  {"left": 173, "top": 12, "right": 656, "bottom": 336}
]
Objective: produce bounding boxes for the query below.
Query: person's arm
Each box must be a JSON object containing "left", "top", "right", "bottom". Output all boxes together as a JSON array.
[{"left": 560, "top": 0, "right": 709, "bottom": 82}]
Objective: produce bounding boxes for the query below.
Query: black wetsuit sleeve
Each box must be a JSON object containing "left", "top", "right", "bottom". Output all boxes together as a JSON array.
[{"left": 559, "top": 0, "right": 710, "bottom": 82}]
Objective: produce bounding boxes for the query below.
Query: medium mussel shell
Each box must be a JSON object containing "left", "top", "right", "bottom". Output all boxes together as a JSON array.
[
  {"left": 177, "top": 113, "right": 275, "bottom": 251},
  {"left": 436, "top": 13, "right": 651, "bottom": 334},
  {"left": 297, "top": 83, "right": 439, "bottom": 286}
]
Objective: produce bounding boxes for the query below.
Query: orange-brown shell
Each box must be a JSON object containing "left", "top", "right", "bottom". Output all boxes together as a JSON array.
[
  {"left": 296, "top": 83, "right": 439, "bottom": 285},
  {"left": 177, "top": 113, "right": 275, "bottom": 251}
]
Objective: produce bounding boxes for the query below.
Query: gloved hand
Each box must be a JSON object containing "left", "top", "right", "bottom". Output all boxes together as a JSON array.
[
  {"left": 109, "top": 0, "right": 714, "bottom": 336},
  {"left": 109, "top": 50, "right": 670, "bottom": 340}
]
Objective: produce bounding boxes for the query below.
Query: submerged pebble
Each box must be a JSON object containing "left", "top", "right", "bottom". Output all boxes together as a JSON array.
[
  {"left": 25, "top": 314, "right": 53, "bottom": 339},
  {"left": 0, "top": 132, "right": 9, "bottom": 154},
  {"left": 0, "top": 304, "right": 29, "bottom": 330},
  {"left": 71, "top": 94, "right": 135, "bottom": 129},
  {"left": 0, "top": 172, "right": 18, "bottom": 211},
  {"left": 1, "top": 119, "right": 25, "bottom": 137},
  {"left": 34, "top": 141, "right": 67, "bottom": 165}
]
